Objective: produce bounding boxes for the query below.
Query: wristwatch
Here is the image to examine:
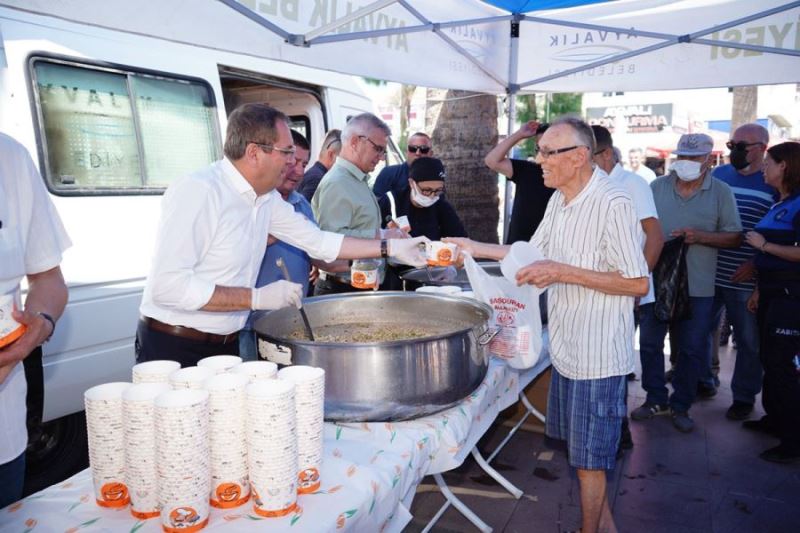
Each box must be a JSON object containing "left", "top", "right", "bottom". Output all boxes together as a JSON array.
[
  {"left": 37, "top": 312, "right": 56, "bottom": 343},
  {"left": 380, "top": 239, "right": 389, "bottom": 258}
]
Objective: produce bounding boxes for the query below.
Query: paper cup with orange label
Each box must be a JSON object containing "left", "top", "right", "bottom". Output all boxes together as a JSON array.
[
  {"left": 426, "top": 241, "right": 458, "bottom": 267},
  {"left": 394, "top": 215, "right": 411, "bottom": 233},
  {"left": 0, "top": 290, "right": 26, "bottom": 349},
  {"left": 350, "top": 259, "right": 380, "bottom": 289}
]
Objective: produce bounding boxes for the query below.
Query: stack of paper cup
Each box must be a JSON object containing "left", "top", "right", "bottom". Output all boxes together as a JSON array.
[
  {"left": 84, "top": 382, "right": 132, "bottom": 509},
  {"left": 197, "top": 355, "right": 242, "bottom": 375},
  {"left": 278, "top": 366, "right": 325, "bottom": 494},
  {"left": 122, "top": 382, "right": 170, "bottom": 519},
  {"left": 246, "top": 380, "right": 298, "bottom": 517},
  {"left": 155, "top": 389, "right": 211, "bottom": 533},
  {"left": 203, "top": 373, "right": 250, "bottom": 509},
  {"left": 169, "top": 366, "right": 214, "bottom": 390},
  {"left": 230, "top": 360, "right": 277, "bottom": 382},
  {"left": 132, "top": 360, "right": 181, "bottom": 384}
]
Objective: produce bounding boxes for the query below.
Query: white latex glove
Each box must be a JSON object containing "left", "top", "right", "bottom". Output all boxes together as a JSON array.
[
  {"left": 388, "top": 236, "right": 430, "bottom": 268},
  {"left": 251, "top": 280, "right": 303, "bottom": 310},
  {"left": 380, "top": 227, "right": 408, "bottom": 239}
]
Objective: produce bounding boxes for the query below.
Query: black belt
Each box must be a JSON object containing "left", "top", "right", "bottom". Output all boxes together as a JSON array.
[{"left": 140, "top": 317, "right": 239, "bottom": 344}]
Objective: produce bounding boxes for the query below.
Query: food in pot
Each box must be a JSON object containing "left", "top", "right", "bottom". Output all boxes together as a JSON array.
[{"left": 286, "top": 321, "right": 460, "bottom": 343}]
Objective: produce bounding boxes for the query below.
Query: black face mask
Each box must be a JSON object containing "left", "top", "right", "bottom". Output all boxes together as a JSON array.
[{"left": 730, "top": 147, "right": 749, "bottom": 170}]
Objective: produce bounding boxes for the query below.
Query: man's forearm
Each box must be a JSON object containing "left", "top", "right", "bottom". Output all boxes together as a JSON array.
[
  {"left": 471, "top": 241, "right": 511, "bottom": 262},
  {"left": 699, "top": 231, "right": 742, "bottom": 248},
  {"left": 25, "top": 267, "right": 68, "bottom": 320},
  {"left": 336, "top": 237, "right": 381, "bottom": 260},
  {"left": 641, "top": 218, "right": 664, "bottom": 271},
  {"left": 562, "top": 266, "right": 649, "bottom": 297},
  {"left": 201, "top": 286, "right": 252, "bottom": 311},
  {"left": 484, "top": 131, "right": 525, "bottom": 175}
]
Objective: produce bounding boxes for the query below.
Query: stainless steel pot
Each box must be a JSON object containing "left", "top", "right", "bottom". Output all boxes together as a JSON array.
[{"left": 254, "top": 292, "right": 494, "bottom": 422}]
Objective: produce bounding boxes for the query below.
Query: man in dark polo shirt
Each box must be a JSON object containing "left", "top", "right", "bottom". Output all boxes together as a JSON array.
[{"left": 484, "top": 121, "right": 554, "bottom": 243}]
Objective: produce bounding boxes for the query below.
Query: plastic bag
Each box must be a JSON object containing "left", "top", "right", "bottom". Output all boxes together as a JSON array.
[
  {"left": 652, "top": 236, "right": 691, "bottom": 323},
  {"left": 464, "top": 254, "right": 543, "bottom": 369}
]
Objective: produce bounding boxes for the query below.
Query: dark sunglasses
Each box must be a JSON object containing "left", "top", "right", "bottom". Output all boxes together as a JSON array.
[
  {"left": 726, "top": 140, "right": 763, "bottom": 151},
  {"left": 408, "top": 145, "right": 431, "bottom": 154}
]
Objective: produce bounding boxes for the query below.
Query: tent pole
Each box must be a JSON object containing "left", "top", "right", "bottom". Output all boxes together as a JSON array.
[
  {"left": 503, "top": 16, "right": 521, "bottom": 244},
  {"left": 304, "top": 0, "right": 399, "bottom": 41}
]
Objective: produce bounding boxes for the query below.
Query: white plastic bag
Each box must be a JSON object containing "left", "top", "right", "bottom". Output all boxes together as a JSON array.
[{"left": 464, "top": 254, "right": 543, "bottom": 369}]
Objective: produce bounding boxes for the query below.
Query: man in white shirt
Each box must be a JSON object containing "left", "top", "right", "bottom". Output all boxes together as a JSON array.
[
  {"left": 137, "top": 104, "right": 425, "bottom": 367},
  {"left": 628, "top": 147, "right": 657, "bottom": 183},
  {"left": 448, "top": 118, "right": 649, "bottom": 533},
  {"left": 0, "top": 133, "right": 71, "bottom": 509}
]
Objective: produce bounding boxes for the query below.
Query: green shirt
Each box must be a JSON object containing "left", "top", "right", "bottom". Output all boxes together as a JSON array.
[
  {"left": 651, "top": 172, "right": 742, "bottom": 297},
  {"left": 312, "top": 157, "right": 381, "bottom": 239}
]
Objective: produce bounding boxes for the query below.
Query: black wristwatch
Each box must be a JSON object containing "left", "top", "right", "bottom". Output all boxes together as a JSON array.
[
  {"left": 380, "top": 239, "right": 389, "bottom": 258},
  {"left": 37, "top": 312, "right": 56, "bottom": 343}
]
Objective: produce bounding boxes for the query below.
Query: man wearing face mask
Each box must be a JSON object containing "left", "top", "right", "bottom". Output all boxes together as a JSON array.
[
  {"left": 634, "top": 133, "right": 742, "bottom": 434},
  {"left": 378, "top": 157, "right": 467, "bottom": 241},
  {"left": 707, "top": 124, "right": 775, "bottom": 420}
]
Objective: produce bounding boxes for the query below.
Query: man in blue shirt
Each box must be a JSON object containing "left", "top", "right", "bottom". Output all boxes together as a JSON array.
[
  {"left": 372, "top": 132, "right": 433, "bottom": 198},
  {"left": 298, "top": 129, "right": 341, "bottom": 202},
  {"left": 709, "top": 123, "right": 775, "bottom": 420}
]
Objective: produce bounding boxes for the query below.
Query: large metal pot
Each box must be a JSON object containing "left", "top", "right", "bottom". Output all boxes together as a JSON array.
[{"left": 254, "top": 292, "right": 493, "bottom": 422}]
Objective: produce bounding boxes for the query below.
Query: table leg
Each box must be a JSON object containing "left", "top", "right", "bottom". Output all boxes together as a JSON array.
[
  {"left": 421, "top": 473, "right": 492, "bottom": 533},
  {"left": 470, "top": 448, "right": 523, "bottom": 499}
]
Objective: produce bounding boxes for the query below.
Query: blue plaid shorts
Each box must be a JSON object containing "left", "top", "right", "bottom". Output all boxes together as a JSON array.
[{"left": 545, "top": 369, "right": 627, "bottom": 470}]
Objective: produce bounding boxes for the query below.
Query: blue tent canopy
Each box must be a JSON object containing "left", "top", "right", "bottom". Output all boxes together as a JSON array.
[{"left": 480, "top": 0, "right": 612, "bottom": 13}]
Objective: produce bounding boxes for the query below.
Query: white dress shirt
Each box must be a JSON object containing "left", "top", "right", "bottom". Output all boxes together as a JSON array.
[
  {"left": 532, "top": 167, "right": 648, "bottom": 380},
  {"left": 140, "top": 158, "right": 343, "bottom": 335},
  {"left": 609, "top": 163, "right": 658, "bottom": 304},
  {"left": 0, "top": 133, "right": 71, "bottom": 464}
]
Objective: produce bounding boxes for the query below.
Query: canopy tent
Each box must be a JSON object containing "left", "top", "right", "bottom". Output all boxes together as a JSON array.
[{"left": 1, "top": 0, "right": 798, "bottom": 94}]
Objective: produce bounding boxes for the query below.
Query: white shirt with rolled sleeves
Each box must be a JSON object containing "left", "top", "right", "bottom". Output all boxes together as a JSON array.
[
  {"left": 0, "top": 133, "right": 71, "bottom": 464},
  {"left": 531, "top": 167, "right": 648, "bottom": 380},
  {"left": 608, "top": 163, "right": 658, "bottom": 305},
  {"left": 140, "top": 158, "right": 343, "bottom": 335}
]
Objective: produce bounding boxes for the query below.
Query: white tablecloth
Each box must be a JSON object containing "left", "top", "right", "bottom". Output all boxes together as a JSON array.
[{"left": 0, "top": 353, "right": 550, "bottom": 533}]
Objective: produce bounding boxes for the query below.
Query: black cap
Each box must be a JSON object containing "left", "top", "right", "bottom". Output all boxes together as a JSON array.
[{"left": 409, "top": 157, "right": 446, "bottom": 182}]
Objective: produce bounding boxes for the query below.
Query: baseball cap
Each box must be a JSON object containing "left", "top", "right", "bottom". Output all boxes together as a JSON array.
[
  {"left": 672, "top": 133, "right": 714, "bottom": 156},
  {"left": 409, "top": 157, "right": 447, "bottom": 182}
]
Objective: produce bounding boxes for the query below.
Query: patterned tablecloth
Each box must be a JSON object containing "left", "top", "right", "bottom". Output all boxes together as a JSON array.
[{"left": 0, "top": 352, "right": 550, "bottom": 533}]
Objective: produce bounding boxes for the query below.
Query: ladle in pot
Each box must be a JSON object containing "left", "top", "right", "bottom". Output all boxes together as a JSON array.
[{"left": 275, "top": 257, "right": 315, "bottom": 341}]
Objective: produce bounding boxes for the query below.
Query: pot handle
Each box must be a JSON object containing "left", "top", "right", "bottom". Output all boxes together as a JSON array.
[{"left": 478, "top": 327, "right": 501, "bottom": 346}]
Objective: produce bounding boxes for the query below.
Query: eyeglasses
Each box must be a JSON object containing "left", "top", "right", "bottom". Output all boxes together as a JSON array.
[
  {"left": 249, "top": 141, "right": 296, "bottom": 158},
  {"left": 408, "top": 145, "right": 431, "bottom": 155},
  {"left": 726, "top": 140, "right": 764, "bottom": 151},
  {"left": 359, "top": 135, "right": 386, "bottom": 155},
  {"left": 537, "top": 145, "right": 588, "bottom": 160},
  {"left": 418, "top": 185, "right": 445, "bottom": 197}
]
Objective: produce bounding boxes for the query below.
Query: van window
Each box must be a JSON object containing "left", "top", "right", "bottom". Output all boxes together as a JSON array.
[{"left": 32, "top": 59, "right": 221, "bottom": 194}]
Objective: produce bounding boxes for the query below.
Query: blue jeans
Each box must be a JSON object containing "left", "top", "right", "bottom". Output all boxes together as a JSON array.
[
  {"left": 639, "top": 298, "right": 715, "bottom": 413},
  {"left": 0, "top": 452, "right": 25, "bottom": 509},
  {"left": 238, "top": 328, "right": 259, "bottom": 362},
  {"left": 710, "top": 287, "right": 761, "bottom": 404}
]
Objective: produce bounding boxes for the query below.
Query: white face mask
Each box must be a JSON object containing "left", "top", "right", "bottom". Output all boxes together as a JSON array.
[
  {"left": 410, "top": 183, "right": 440, "bottom": 208},
  {"left": 672, "top": 159, "right": 705, "bottom": 182}
]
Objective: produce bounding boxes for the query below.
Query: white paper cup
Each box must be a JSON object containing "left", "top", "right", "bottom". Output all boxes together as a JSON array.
[
  {"left": 169, "top": 366, "right": 214, "bottom": 390},
  {"left": 500, "top": 241, "right": 545, "bottom": 283},
  {"left": 230, "top": 361, "right": 278, "bottom": 382},
  {"left": 197, "top": 355, "right": 242, "bottom": 374},
  {"left": 425, "top": 241, "right": 457, "bottom": 267},
  {"left": 132, "top": 360, "right": 181, "bottom": 384},
  {"left": 0, "top": 290, "right": 25, "bottom": 349},
  {"left": 394, "top": 215, "right": 411, "bottom": 232},
  {"left": 84, "top": 382, "right": 132, "bottom": 508}
]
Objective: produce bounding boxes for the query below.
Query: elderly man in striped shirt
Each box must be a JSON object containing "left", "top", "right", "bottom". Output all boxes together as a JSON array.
[{"left": 448, "top": 117, "right": 648, "bottom": 533}]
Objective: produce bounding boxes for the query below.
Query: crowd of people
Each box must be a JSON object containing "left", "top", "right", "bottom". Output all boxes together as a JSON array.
[{"left": 1, "top": 103, "right": 799, "bottom": 533}]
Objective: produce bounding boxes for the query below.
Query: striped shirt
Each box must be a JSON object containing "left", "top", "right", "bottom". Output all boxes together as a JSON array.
[
  {"left": 532, "top": 167, "right": 649, "bottom": 380},
  {"left": 712, "top": 164, "right": 775, "bottom": 291}
]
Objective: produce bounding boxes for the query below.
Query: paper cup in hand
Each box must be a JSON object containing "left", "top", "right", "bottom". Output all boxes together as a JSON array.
[
  {"left": 501, "top": 241, "right": 545, "bottom": 284},
  {"left": 0, "top": 290, "right": 26, "bottom": 349},
  {"left": 426, "top": 241, "right": 457, "bottom": 267},
  {"left": 394, "top": 215, "right": 411, "bottom": 233},
  {"left": 84, "top": 382, "right": 132, "bottom": 509}
]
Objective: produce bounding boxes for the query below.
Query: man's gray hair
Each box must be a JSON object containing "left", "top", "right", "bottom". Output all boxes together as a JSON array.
[
  {"left": 552, "top": 116, "right": 596, "bottom": 154},
  {"left": 224, "top": 103, "right": 288, "bottom": 160},
  {"left": 341, "top": 113, "right": 392, "bottom": 143}
]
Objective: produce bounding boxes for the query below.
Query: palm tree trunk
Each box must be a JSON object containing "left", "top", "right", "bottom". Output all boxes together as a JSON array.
[
  {"left": 425, "top": 89, "right": 499, "bottom": 243},
  {"left": 731, "top": 86, "right": 758, "bottom": 132}
]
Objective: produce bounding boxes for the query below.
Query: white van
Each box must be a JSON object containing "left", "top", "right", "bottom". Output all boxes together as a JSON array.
[{"left": 0, "top": 6, "right": 377, "bottom": 490}]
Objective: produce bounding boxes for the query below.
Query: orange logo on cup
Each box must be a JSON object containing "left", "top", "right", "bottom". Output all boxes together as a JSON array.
[
  {"left": 98, "top": 482, "right": 129, "bottom": 508},
  {"left": 352, "top": 271, "right": 367, "bottom": 285},
  {"left": 210, "top": 482, "right": 249, "bottom": 509},
  {"left": 437, "top": 248, "right": 453, "bottom": 263},
  {"left": 170, "top": 506, "right": 200, "bottom": 526},
  {"left": 297, "top": 467, "right": 321, "bottom": 494}
]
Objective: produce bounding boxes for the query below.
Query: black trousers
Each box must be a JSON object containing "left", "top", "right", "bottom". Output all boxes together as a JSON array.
[
  {"left": 757, "top": 288, "right": 800, "bottom": 451},
  {"left": 313, "top": 277, "right": 375, "bottom": 296},
  {"left": 135, "top": 321, "right": 239, "bottom": 368}
]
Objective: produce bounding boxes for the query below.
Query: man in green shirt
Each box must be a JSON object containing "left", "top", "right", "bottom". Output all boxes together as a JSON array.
[{"left": 312, "top": 112, "right": 407, "bottom": 294}]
